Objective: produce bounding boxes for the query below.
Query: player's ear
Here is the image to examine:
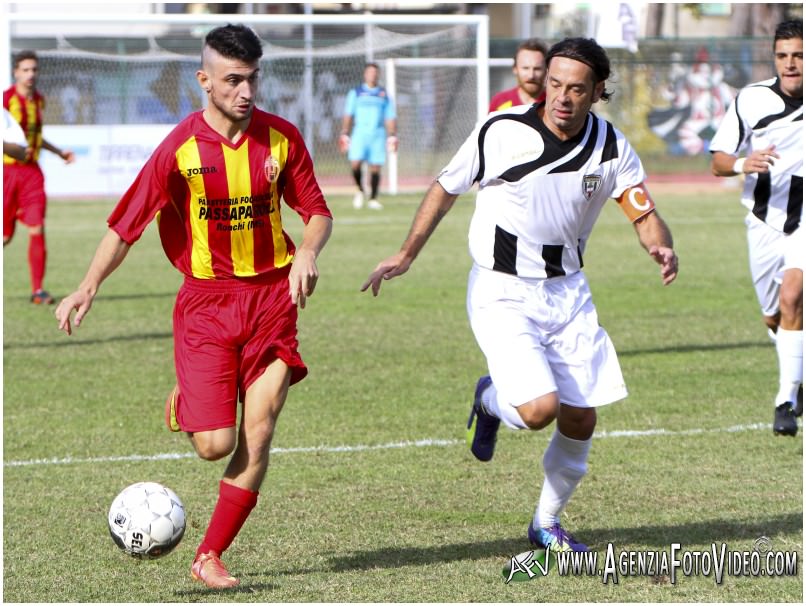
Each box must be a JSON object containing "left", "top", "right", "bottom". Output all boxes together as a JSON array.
[
  {"left": 196, "top": 69, "right": 211, "bottom": 93},
  {"left": 592, "top": 80, "right": 605, "bottom": 103}
]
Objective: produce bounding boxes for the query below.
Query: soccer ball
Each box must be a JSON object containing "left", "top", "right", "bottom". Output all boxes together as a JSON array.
[{"left": 107, "top": 481, "right": 186, "bottom": 559}]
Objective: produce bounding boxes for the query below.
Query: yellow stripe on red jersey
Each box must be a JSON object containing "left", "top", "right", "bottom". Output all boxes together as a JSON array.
[
  {"left": 108, "top": 109, "right": 331, "bottom": 280},
  {"left": 3, "top": 87, "right": 44, "bottom": 164}
]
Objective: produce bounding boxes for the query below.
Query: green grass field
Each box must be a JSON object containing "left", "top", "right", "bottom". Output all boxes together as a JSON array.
[{"left": 3, "top": 187, "right": 802, "bottom": 602}]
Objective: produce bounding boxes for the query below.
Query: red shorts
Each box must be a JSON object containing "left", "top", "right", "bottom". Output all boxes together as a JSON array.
[
  {"left": 3, "top": 163, "right": 46, "bottom": 239},
  {"left": 172, "top": 268, "right": 307, "bottom": 432}
]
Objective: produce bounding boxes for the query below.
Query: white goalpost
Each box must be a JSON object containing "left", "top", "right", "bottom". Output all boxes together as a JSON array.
[{"left": 3, "top": 10, "right": 491, "bottom": 197}]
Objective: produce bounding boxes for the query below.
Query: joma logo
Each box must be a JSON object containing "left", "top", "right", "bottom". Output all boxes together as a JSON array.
[{"left": 185, "top": 166, "right": 217, "bottom": 177}]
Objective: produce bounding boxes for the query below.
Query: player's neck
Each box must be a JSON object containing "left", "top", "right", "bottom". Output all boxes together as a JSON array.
[
  {"left": 14, "top": 83, "right": 34, "bottom": 99},
  {"left": 202, "top": 108, "right": 250, "bottom": 144}
]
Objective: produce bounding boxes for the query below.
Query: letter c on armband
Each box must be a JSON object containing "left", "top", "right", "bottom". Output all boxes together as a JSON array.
[{"left": 628, "top": 186, "right": 651, "bottom": 212}]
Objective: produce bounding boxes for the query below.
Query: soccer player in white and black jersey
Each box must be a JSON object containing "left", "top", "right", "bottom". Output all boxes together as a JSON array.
[
  {"left": 710, "top": 19, "right": 803, "bottom": 437},
  {"left": 362, "top": 38, "right": 678, "bottom": 552}
]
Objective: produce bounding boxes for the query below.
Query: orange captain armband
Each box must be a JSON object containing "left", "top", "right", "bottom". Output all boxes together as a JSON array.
[{"left": 616, "top": 183, "right": 656, "bottom": 223}]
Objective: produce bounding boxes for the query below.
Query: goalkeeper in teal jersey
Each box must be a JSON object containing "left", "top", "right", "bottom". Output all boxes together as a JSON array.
[{"left": 339, "top": 63, "right": 398, "bottom": 210}]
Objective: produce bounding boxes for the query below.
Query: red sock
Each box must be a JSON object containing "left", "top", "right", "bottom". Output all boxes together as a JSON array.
[
  {"left": 196, "top": 481, "right": 259, "bottom": 558},
  {"left": 28, "top": 233, "right": 46, "bottom": 292}
]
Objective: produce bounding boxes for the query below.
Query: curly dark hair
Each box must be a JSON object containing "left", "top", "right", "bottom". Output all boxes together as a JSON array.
[
  {"left": 203, "top": 24, "right": 263, "bottom": 63},
  {"left": 545, "top": 37, "right": 613, "bottom": 102}
]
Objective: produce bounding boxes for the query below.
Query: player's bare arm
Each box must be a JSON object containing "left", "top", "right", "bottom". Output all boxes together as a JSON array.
[
  {"left": 41, "top": 138, "right": 75, "bottom": 164},
  {"left": 633, "top": 210, "right": 678, "bottom": 286},
  {"left": 55, "top": 228, "right": 131, "bottom": 335},
  {"left": 2, "top": 141, "right": 27, "bottom": 162},
  {"left": 711, "top": 146, "right": 779, "bottom": 177},
  {"left": 616, "top": 183, "right": 677, "bottom": 285},
  {"left": 288, "top": 214, "right": 333, "bottom": 309},
  {"left": 361, "top": 180, "right": 458, "bottom": 296}
]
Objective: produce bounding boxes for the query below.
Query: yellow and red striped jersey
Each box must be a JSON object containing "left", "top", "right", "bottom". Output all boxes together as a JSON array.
[
  {"left": 3, "top": 86, "right": 44, "bottom": 164},
  {"left": 488, "top": 86, "right": 546, "bottom": 114},
  {"left": 108, "top": 109, "right": 332, "bottom": 280}
]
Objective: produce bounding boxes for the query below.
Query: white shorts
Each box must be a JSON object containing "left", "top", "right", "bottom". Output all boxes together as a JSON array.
[
  {"left": 745, "top": 212, "right": 796, "bottom": 317},
  {"left": 466, "top": 265, "right": 628, "bottom": 409},
  {"left": 781, "top": 226, "right": 804, "bottom": 273}
]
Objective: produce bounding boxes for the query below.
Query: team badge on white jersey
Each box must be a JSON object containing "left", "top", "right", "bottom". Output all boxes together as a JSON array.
[{"left": 582, "top": 173, "right": 602, "bottom": 200}]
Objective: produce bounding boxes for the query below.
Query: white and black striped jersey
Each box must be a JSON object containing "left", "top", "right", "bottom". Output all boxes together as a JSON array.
[
  {"left": 710, "top": 77, "right": 803, "bottom": 235},
  {"left": 437, "top": 103, "right": 645, "bottom": 279}
]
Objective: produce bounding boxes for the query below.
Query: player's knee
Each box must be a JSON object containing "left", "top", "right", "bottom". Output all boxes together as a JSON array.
[
  {"left": 191, "top": 430, "right": 236, "bottom": 461},
  {"left": 557, "top": 405, "right": 597, "bottom": 440},
  {"left": 779, "top": 280, "right": 803, "bottom": 322},
  {"left": 517, "top": 394, "right": 559, "bottom": 430},
  {"left": 763, "top": 314, "right": 780, "bottom": 332}
]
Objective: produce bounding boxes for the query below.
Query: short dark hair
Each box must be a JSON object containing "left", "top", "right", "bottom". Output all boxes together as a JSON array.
[
  {"left": 365, "top": 62, "right": 379, "bottom": 70},
  {"left": 203, "top": 24, "right": 263, "bottom": 63},
  {"left": 774, "top": 19, "right": 802, "bottom": 49},
  {"left": 546, "top": 37, "right": 613, "bottom": 102},
  {"left": 13, "top": 50, "right": 38, "bottom": 69},
  {"left": 513, "top": 38, "right": 548, "bottom": 64}
]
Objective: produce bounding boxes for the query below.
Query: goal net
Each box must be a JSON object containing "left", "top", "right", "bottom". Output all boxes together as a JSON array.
[{"left": 5, "top": 13, "right": 489, "bottom": 197}]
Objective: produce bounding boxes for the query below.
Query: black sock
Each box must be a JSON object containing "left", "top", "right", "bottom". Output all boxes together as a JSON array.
[
  {"left": 352, "top": 167, "right": 363, "bottom": 191},
  {"left": 370, "top": 172, "right": 380, "bottom": 199}
]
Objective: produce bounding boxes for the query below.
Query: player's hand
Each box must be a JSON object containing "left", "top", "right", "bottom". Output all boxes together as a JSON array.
[
  {"left": 386, "top": 135, "right": 399, "bottom": 152},
  {"left": 55, "top": 290, "right": 94, "bottom": 336},
  {"left": 338, "top": 134, "right": 350, "bottom": 154},
  {"left": 288, "top": 248, "right": 319, "bottom": 309},
  {"left": 744, "top": 145, "right": 779, "bottom": 174},
  {"left": 60, "top": 149, "right": 76, "bottom": 164},
  {"left": 360, "top": 251, "right": 413, "bottom": 296},
  {"left": 648, "top": 245, "right": 678, "bottom": 285}
]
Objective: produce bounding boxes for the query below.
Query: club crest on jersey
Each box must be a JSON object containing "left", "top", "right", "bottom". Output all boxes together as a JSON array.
[
  {"left": 264, "top": 156, "right": 280, "bottom": 183},
  {"left": 582, "top": 174, "right": 602, "bottom": 200}
]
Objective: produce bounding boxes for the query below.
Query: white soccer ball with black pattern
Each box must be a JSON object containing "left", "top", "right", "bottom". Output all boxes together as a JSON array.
[{"left": 107, "top": 481, "right": 185, "bottom": 559}]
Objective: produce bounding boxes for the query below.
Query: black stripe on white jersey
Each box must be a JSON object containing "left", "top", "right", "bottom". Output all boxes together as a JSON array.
[
  {"left": 473, "top": 105, "right": 544, "bottom": 184},
  {"left": 783, "top": 175, "right": 803, "bottom": 235},
  {"left": 473, "top": 103, "right": 591, "bottom": 183},
  {"left": 754, "top": 78, "right": 802, "bottom": 129},
  {"left": 748, "top": 79, "right": 803, "bottom": 231},
  {"left": 492, "top": 225, "right": 518, "bottom": 275}
]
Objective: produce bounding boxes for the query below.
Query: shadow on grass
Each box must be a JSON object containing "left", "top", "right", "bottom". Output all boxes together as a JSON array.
[
  {"left": 173, "top": 582, "right": 279, "bottom": 597},
  {"left": 321, "top": 511, "right": 802, "bottom": 572},
  {"left": 619, "top": 340, "right": 771, "bottom": 357},
  {"left": 4, "top": 291, "right": 176, "bottom": 304},
  {"left": 3, "top": 331, "right": 173, "bottom": 349}
]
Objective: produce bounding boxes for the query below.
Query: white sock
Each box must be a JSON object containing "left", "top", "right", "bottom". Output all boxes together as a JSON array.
[
  {"left": 774, "top": 329, "right": 803, "bottom": 405},
  {"left": 534, "top": 430, "right": 591, "bottom": 529},
  {"left": 481, "top": 382, "right": 528, "bottom": 430}
]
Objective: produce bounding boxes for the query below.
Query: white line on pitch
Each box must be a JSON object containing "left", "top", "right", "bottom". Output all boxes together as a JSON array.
[{"left": 2, "top": 423, "right": 776, "bottom": 468}]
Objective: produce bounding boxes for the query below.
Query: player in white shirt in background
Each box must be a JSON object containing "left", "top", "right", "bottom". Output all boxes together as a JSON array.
[
  {"left": 710, "top": 19, "right": 803, "bottom": 437},
  {"left": 362, "top": 37, "right": 678, "bottom": 553},
  {"left": 3, "top": 107, "right": 28, "bottom": 161}
]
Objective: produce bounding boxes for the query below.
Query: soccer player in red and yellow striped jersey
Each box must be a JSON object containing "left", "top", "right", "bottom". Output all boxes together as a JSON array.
[
  {"left": 3, "top": 50, "right": 75, "bottom": 304},
  {"left": 55, "top": 25, "right": 333, "bottom": 589}
]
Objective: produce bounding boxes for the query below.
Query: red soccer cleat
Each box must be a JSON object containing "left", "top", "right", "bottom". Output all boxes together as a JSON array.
[{"left": 191, "top": 552, "right": 240, "bottom": 589}]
